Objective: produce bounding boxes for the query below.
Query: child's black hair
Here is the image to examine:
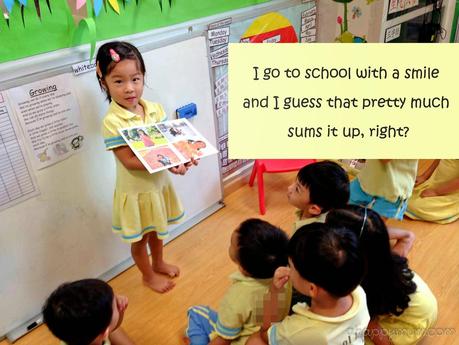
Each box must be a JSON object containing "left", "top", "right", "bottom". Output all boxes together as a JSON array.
[
  {"left": 95, "top": 41, "right": 146, "bottom": 101},
  {"left": 288, "top": 223, "right": 364, "bottom": 297},
  {"left": 43, "top": 279, "right": 114, "bottom": 345},
  {"left": 296, "top": 160, "right": 349, "bottom": 212},
  {"left": 326, "top": 205, "right": 417, "bottom": 317},
  {"left": 236, "top": 218, "right": 289, "bottom": 279}
]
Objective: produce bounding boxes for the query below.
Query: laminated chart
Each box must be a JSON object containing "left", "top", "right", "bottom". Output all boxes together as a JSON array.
[{"left": 0, "top": 92, "right": 39, "bottom": 211}]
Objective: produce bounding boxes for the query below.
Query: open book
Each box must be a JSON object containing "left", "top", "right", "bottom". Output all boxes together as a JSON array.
[{"left": 119, "top": 118, "right": 218, "bottom": 174}]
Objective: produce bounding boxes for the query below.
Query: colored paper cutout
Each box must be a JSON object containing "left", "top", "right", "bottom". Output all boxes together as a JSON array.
[
  {"left": 94, "top": 0, "right": 103, "bottom": 16},
  {"left": 76, "top": 0, "right": 86, "bottom": 10},
  {"left": 108, "top": 0, "right": 120, "bottom": 13},
  {"left": 4, "top": 0, "right": 14, "bottom": 13}
]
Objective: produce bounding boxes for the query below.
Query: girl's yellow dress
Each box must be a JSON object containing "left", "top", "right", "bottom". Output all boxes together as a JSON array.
[{"left": 102, "top": 99, "right": 184, "bottom": 242}]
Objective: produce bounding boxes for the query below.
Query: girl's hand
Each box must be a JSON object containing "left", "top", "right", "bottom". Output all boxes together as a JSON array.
[
  {"left": 172, "top": 158, "right": 199, "bottom": 174},
  {"left": 272, "top": 266, "right": 290, "bottom": 292},
  {"left": 184, "top": 157, "right": 199, "bottom": 169},
  {"left": 169, "top": 164, "right": 188, "bottom": 175},
  {"left": 421, "top": 188, "right": 438, "bottom": 197}
]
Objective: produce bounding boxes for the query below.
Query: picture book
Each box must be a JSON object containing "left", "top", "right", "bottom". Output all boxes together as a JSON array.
[{"left": 119, "top": 118, "right": 218, "bottom": 174}]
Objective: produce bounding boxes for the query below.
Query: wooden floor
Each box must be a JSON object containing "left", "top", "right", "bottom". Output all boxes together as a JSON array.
[{"left": 2, "top": 166, "right": 458, "bottom": 345}]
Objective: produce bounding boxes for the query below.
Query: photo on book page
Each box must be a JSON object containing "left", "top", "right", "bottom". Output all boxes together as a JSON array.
[
  {"left": 120, "top": 125, "right": 168, "bottom": 150},
  {"left": 138, "top": 146, "right": 183, "bottom": 170},
  {"left": 173, "top": 137, "right": 211, "bottom": 160},
  {"left": 156, "top": 120, "right": 197, "bottom": 141},
  {"left": 119, "top": 119, "right": 218, "bottom": 174}
]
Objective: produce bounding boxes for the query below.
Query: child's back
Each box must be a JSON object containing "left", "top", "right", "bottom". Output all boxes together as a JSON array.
[
  {"left": 350, "top": 159, "right": 418, "bottom": 220},
  {"left": 272, "top": 286, "right": 368, "bottom": 344},
  {"left": 186, "top": 219, "right": 290, "bottom": 345},
  {"left": 211, "top": 271, "right": 291, "bottom": 344}
]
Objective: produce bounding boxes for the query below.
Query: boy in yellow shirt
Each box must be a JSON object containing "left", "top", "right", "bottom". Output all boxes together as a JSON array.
[
  {"left": 287, "top": 161, "right": 350, "bottom": 232},
  {"left": 247, "top": 223, "right": 370, "bottom": 345},
  {"left": 186, "top": 219, "right": 291, "bottom": 345}
]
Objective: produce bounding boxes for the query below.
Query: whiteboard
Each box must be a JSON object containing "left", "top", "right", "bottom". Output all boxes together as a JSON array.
[{"left": 0, "top": 36, "right": 222, "bottom": 338}]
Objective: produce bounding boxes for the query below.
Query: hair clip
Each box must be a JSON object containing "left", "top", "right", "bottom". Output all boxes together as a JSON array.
[
  {"left": 109, "top": 48, "right": 120, "bottom": 62},
  {"left": 359, "top": 207, "right": 368, "bottom": 238}
]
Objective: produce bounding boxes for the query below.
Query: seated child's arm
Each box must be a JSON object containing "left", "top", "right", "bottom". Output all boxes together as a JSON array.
[
  {"left": 109, "top": 328, "right": 136, "bottom": 345},
  {"left": 415, "top": 160, "right": 440, "bottom": 186},
  {"left": 109, "top": 295, "right": 135, "bottom": 345},
  {"left": 114, "top": 146, "right": 147, "bottom": 170},
  {"left": 388, "top": 227, "right": 415, "bottom": 258},
  {"left": 259, "top": 267, "right": 290, "bottom": 343},
  {"left": 421, "top": 176, "right": 459, "bottom": 197},
  {"left": 366, "top": 319, "right": 394, "bottom": 345},
  {"left": 246, "top": 332, "right": 268, "bottom": 345},
  {"left": 114, "top": 295, "right": 128, "bottom": 331}
]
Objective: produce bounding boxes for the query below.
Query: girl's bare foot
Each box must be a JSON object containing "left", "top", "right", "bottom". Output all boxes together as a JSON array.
[
  {"left": 153, "top": 261, "right": 180, "bottom": 278},
  {"left": 143, "top": 272, "right": 175, "bottom": 293}
]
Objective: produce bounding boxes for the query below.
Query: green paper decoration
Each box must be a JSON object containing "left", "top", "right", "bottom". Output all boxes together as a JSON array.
[{"left": 0, "top": 0, "right": 270, "bottom": 63}]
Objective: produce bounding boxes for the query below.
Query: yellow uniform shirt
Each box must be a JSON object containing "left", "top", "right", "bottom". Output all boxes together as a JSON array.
[
  {"left": 268, "top": 286, "right": 370, "bottom": 345},
  {"left": 366, "top": 273, "right": 438, "bottom": 345},
  {"left": 214, "top": 272, "right": 292, "bottom": 345},
  {"left": 293, "top": 210, "right": 327, "bottom": 233},
  {"left": 358, "top": 160, "right": 418, "bottom": 203}
]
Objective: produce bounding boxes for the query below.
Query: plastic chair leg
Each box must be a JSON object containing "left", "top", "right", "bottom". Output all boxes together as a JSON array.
[
  {"left": 257, "top": 167, "right": 266, "bottom": 215},
  {"left": 249, "top": 161, "right": 258, "bottom": 187}
]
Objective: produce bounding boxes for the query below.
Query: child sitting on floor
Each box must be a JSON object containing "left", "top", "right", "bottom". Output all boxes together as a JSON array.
[
  {"left": 186, "top": 218, "right": 291, "bottom": 345},
  {"left": 247, "top": 223, "right": 369, "bottom": 345},
  {"left": 43, "top": 278, "right": 134, "bottom": 345}
]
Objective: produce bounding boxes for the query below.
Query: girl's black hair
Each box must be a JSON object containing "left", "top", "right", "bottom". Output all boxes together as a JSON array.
[
  {"left": 326, "top": 205, "right": 417, "bottom": 317},
  {"left": 95, "top": 41, "right": 146, "bottom": 101},
  {"left": 288, "top": 223, "right": 364, "bottom": 298},
  {"left": 236, "top": 218, "right": 289, "bottom": 279}
]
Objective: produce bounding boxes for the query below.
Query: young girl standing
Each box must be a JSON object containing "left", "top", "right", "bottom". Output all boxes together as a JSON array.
[{"left": 97, "top": 41, "right": 193, "bottom": 293}]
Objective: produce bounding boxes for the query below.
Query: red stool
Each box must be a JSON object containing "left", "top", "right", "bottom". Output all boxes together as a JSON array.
[{"left": 249, "top": 159, "right": 317, "bottom": 215}]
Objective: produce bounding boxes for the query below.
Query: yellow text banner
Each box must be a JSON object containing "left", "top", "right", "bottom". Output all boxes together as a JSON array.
[{"left": 228, "top": 43, "right": 459, "bottom": 159}]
